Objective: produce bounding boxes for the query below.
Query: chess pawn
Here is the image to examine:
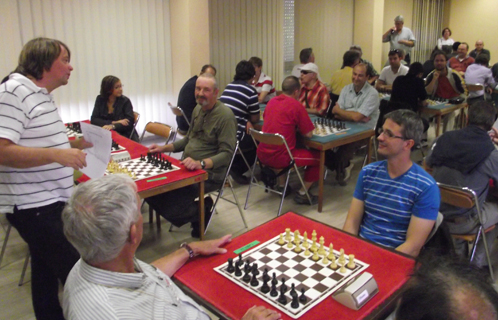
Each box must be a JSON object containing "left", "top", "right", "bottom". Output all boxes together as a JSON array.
[
  {"left": 287, "top": 239, "right": 294, "bottom": 249},
  {"left": 278, "top": 233, "right": 285, "bottom": 245},
  {"left": 327, "top": 244, "right": 334, "bottom": 260},
  {"left": 340, "top": 261, "right": 347, "bottom": 273},
  {"left": 347, "top": 254, "right": 355, "bottom": 269},
  {"left": 294, "top": 241, "right": 302, "bottom": 253},
  {"left": 339, "top": 248, "right": 345, "bottom": 264},
  {"left": 321, "top": 255, "right": 329, "bottom": 265},
  {"left": 329, "top": 257, "right": 338, "bottom": 270},
  {"left": 304, "top": 246, "right": 311, "bottom": 257},
  {"left": 311, "top": 250, "right": 320, "bottom": 261},
  {"left": 293, "top": 230, "right": 300, "bottom": 245},
  {"left": 310, "top": 239, "right": 318, "bottom": 253}
]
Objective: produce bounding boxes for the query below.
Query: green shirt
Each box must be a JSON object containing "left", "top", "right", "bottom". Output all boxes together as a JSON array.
[{"left": 173, "top": 101, "right": 237, "bottom": 181}]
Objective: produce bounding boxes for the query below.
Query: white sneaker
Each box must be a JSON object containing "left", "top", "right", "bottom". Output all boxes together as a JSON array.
[{"left": 344, "top": 163, "right": 354, "bottom": 182}]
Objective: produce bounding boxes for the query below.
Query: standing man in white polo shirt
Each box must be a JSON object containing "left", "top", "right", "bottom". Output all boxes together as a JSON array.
[
  {"left": 0, "top": 37, "right": 92, "bottom": 320},
  {"left": 382, "top": 15, "right": 416, "bottom": 65}
]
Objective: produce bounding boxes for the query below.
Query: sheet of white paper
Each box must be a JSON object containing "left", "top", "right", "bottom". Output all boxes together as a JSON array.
[{"left": 79, "top": 122, "right": 112, "bottom": 179}]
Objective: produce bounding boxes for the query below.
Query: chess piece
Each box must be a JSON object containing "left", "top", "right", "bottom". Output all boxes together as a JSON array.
[
  {"left": 339, "top": 248, "right": 345, "bottom": 264},
  {"left": 311, "top": 230, "right": 317, "bottom": 242},
  {"left": 252, "top": 263, "right": 259, "bottom": 276},
  {"left": 330, "top": 257, "right": 338, "bottom": 270},
  {"left": 227, "top": 258, "right": 234, "bottom": 273},
  {"left": 312, "top": 250, "right": 320, "bottom": 261},
  {"left": 299, "top": 288, "right": 307, "bottom": 303},
  {"left": 304, "top": 246, "right": 311, "bottom": 257},
  {"left": 277, "top": 287, "right": 287, "bottom": 305},
  {"left": 293, "top": 230, "right": 300, "bottom": 245},
  {"left": 271, "top": 273, "right": 278, "bottom": 286},
  {"left": 290, "top": 283, "right": 297, "bottom": 298},
  {"left": 261, "top": 277, "right": 270, "bottom": 294},
  {"left": 321, "top": 255, "right": 329, "bottom": 265},
  {"left": 327, "top": 244, "right": 334, "bottom": 260},
  {"left": 237, "top": 254, "right": 243, "bottom": 267},
  {"left": 278, "top": 233, "right": 285, "bottom": 245},
  {"left": 340, "top": 261, "right": 347, "bottom": 273},
  {"left": 287, "top": 239, "right": 294, "bottom": 249},
  {"left": 302, "top": 231, "right": 309, "bottom": 248},
  {"left": 310, "top": 238, "right": 318, "bottom": 253},
  {"left": 242, "top": 269, "right": 251, "bottom": 283},
  {"left": 262, "top": 269, "right": 270, "bottom": 282},
  {"left": 280, "top": 278, "right": 287, "bottom": 293},
  {"left": 250, "top": 273, "right": 259, "bottom": 287},
  {"left": 285, "top": 228, "right": 291, "bottom": 241},
  {"left": 347, "top": 254, "right": 355, "bottom": 269},
  {"left": 318, "top": 236, "right": 325, "bottom": 256},
  {"left": 291, "top": 294, "right": 299, "bottom": 309},
  {"left": 270, "top": 282, "right": 278, "bottom": 297},
  {"left": 294, "top": 241, "right": 302, "bottom": 253},
  {"left": 244, "top": 259, "right": 251, "bottom": 273},
  {"left": 235, "top": 262, "right": 242, "bottom": 276}
]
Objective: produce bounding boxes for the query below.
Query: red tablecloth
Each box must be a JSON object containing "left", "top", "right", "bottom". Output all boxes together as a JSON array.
[{"left": 174, "top": 212, "right": 415, "bottom": 320}]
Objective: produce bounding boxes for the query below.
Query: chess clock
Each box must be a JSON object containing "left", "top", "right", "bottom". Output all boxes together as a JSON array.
[{"left": 332, "top": 272, "right": 379, "bottom": 310}]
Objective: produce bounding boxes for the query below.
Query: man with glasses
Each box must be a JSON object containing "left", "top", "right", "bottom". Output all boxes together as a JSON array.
[
  {"left": 298, "top": 62, "right": 330, "bottom": 116},
  {"left": 146, "top": 73, "right": 237, "bottom": 238},
  {"left": 343, "top": 110, "right": 439, "bottom": 257},
  {"left": 375, "top": 50, "right": 409, "bottom": 91}
]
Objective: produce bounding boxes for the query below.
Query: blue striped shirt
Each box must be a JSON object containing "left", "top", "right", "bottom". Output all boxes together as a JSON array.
[
  {"left": 354, "top": 161, "right": 440, "bottom": 248},
  {"left": 219, "top": 80, "right": 259, "bottom": 141}
]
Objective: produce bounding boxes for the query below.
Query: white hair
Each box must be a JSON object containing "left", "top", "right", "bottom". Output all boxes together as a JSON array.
[{"left": 62, "top": 174, "right": 140, "bottom": 264}]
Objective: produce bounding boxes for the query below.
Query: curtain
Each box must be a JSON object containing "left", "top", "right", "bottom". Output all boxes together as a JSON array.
[
  {"left": 0, "top": 0, "right": 174, "bottom": 134},
  {"left": 209, "top": 0, "right": 284, "bottom": 92},
  {"left": 411, "top": 0, "right": 445, "bottom": 63}
]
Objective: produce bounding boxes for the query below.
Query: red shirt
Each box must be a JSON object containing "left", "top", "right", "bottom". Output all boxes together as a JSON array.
[
  {"left": 257, "top": 95, "right": 315, "bottom": 168},
  {"left": 448, "top": 56, "right": 474, "bottom": 73},
  {"left": 436, "top": 76, "right": 460, "bottom": 99},
  {"left": 298, "top": 80, "right": 330, "bottom": 116}
]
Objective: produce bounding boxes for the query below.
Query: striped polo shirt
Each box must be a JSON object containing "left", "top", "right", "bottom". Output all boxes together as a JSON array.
[
  {"left": 252, "top": 73, "right": 276, "bottom": 103},
  {"left": 63, "top": 258, "right": 210, "bottom": 320},
  {"left": 0, "top": 73, "right": 74, "bottom": 213},
  {"left": 219, "top": 80, "right": 259, "bottom": 141},
  {"left": 353, "top": 161, "right": 440, "bottom": 248},
  {"left": 298, "top": 80, "right": 330, "bottom": 116}
]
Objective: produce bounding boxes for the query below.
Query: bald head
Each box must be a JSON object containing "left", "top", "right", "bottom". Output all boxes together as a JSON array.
[{"left": 475, "top": 40, "right": 484, "bottom": 51}]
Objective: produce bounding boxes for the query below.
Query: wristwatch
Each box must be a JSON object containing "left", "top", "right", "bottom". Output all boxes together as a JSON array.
[
  {"left": 180, "top": 242, "right": 195, "bottom": 259},
  {"left": 200, "top": 160, "right": 206, "bottom": 169}
]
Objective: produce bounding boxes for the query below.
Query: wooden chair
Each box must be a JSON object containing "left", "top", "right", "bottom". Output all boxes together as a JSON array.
[
  {"left": 245, "top": 129, "right": 312, "bottom": 217},
  {"left": 437, "top": 182, "right": 495, "bottom": 280},
  {"left": 129, "top": 111, "right": 140, "bottom": 139}
]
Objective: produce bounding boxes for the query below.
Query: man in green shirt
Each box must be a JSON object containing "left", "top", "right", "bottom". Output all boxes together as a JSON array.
[{"left": 147, "top": 73, "right": 237, "bottom": 237}]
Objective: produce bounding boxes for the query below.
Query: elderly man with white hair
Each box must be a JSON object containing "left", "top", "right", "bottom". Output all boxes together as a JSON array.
[
  {"left": 62, "top": 174, "right": 281, "bottom": 320},
  {"left": 382, "top": 15, "right": 416, "bottom": 65}
]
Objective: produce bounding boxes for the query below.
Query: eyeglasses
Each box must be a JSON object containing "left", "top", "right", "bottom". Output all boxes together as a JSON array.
[
  {"left": 300, "top": 71, "right": 311, "bottom": 75},
  {"left": 378, "top": 128, "right": 406, "bottom": 140}
]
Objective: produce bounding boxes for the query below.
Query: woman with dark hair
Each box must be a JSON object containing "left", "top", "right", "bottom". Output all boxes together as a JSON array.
[
  {"left": 91, "top": 75, "right": 138, "bottom": 141},
  {"left": 437, "top": 27, "right": 454, "bottom": 50}
]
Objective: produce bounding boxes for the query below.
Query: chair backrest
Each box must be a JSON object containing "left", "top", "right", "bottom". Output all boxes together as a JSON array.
[
  {"left": 467, "top": 83, "right": 484, "bottom": 92},
  {"left": 249, "top": 128, "right": 295, "bottom": 167},
  {"left": 437, "top": 182, "right": 475, "bottom": 209},
  {"left": 129, "top": 111, "right": 140, "bottom": 139},
  {"left": 168, "top": 102, "right": 190, "bottom": 126},
  {"left": 140, "top": 121, "right": 175, "bottom": 143}
]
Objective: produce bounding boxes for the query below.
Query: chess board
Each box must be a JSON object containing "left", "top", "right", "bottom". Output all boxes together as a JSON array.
[
  {"left": 111, "top": 144, "right": 126, "bottom": 152},
  {"left": 427, "top": 99, "right": 448, "bottom": 107},
  {"left": 66, "top": 127, "right": 83, "bottom": 138},
  {"left": 312, "top": 119, "right": 350, "bottom": 137},
  {"left": 105, "top": 157, "right": 180, "bottom": 181},
  {"left": 214, "top": 232, "right": 369, "bottom": 319}
]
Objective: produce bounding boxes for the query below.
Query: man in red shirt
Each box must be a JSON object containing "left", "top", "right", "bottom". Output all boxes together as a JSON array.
[
  {"left": 448, "top": 42, "right": 474, "bottom": 77},
  {"left": 257, "top": 76, "right": 319, "bottom": 205},
  {"left": 298, "top": 63, "right": 330, "bottom": 116}
]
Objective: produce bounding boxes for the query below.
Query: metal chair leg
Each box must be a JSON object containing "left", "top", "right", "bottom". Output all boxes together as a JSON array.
[
  {"left": 18, "top": 251, "right": 30, "bottom": 286},
  {"left": 0, "top": 224, "right": 12, "bottom": 268},
  {"left": 228, "top": 178, "right": 248, "bottom": 228},
  {"left": 277, "top": 172, "right": 292, "bottom": 217}
]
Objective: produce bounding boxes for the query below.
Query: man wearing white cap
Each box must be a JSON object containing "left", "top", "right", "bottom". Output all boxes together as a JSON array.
[
  {"left": 382, "top": 15, "right": 416, "bottom": 65},
  {"left": 298, "top": 63, "right": 330, "bottom": 116}
]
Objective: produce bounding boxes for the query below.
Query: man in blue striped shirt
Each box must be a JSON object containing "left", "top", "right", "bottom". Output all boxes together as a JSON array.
[{"left": 343, "top": 110, "right": 439, "bottom": 257}]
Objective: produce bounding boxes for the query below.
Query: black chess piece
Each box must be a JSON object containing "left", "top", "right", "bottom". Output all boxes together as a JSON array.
[
  {"left": 235, "top": 262, "right": 242, "bottom": 277},
  {"left": 250, "top": 273, "right": 259, "bottom": 287},
  {"left": 242, "top": 269, "right": 251, "bottom": 283},
  {"left": 291, "top": 294, "right": 299, "bottom": 309},
  {"left": 251, "top": 263, "right": 259, "bottom": 276},
  {"left": 244, "top": 259, "right": 251, "bottom": 273},
  {"left": 290, "top": 283, "right": 297, "bottom": 298},
  {"left": 262, "top": 268, "right": 270, "bottom": 282},
  {"left": 271, "top": 273, "right": 278, "bottom": 286},
  {"left": 277, "top": 286, "right": 287, "bottom": 305},
  {"left": 270, "top": 282, "right": 278, "bottom": 297},
  {"left": 237, "top": 254, "right": 243, "bottom": 267},
  {"left": 260, "top": 277, "right": 270, "bottom": 294},
  {"left": 280, "top": 277, "right": 287, "bottom": 293},
  {"left": 227, "top": 258, "right": 235, "bottom": 273},
  {"left": 299, "top": 288, "right": 307, "bottom": 303}
]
